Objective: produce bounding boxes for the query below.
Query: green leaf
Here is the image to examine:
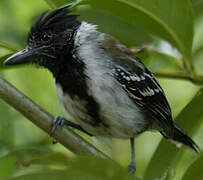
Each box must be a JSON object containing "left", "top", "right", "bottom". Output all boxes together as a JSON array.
[
  {"left": 182, "top": 153, "right": 203, "bottom": 180},
  {"left": 69, "top": 156, "right": 137, "bottom": 180},
  {"left": 192, "top": 0, "right": 203, "bottom": 18},
  {"left": 0, "top": 100, "right": 15, "bottom": 149},
  {"left": 7, "top": 156, "right": 140, "bottom": 180},
  {"left": 44, "top": 0, "right": 194, "bottom": 57},
  {"left": 14, "top": 149, "right": 71, "bottom": 168},
  {"left": 0, "top": 41, "right": 19, "bottom": 52},
  {"left": 6, "top": 170, "right": 87, "bottom": 180},
  {"left": 76, "top": 8, "right": 153, "bottom": 47},
  {"left": 0, "top": 155, "right": 16, "bottom": 179},
  {"left": 144, "top": 88, "right": 203, "bottom": 180},
  {"left": 193, "top": 47, "right": 203, "bottom": 76},
  {"left": 44, "top": 0, "right": 73, "bottom": 8},
  {"left": 192, "top": 13, "right": 203, "bottom": 55},
  {"left": 45, "top": 0, "right": 153, "bottom": 47},
  {"left": 44, "top": 0, "right": 57, "bottom": 9},
  {"left": 76, "top": 0, "right": 194, "bottom": 57},
  {"left": 7, "top": 171, "right": 106, "bottom": 180},
  {"left": 135, "top": 48, "right": 182, "bottom": 73}
]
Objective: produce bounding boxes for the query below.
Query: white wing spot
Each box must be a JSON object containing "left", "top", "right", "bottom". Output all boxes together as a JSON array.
[
  {"left": 130, "top": 75, "right": 141, "bottom": 82},
  {"left": 147, "top": 87, "right": 155, "bottom": 96},
  {"left": 125, "top": 76, "right": 130, "bottom": 81},
  {"left": 143, "top": 72, "right": 163, "bottom": 92},
  {"left": 139, "top": 89, "right": 148, "bottom": 97},
  {"left": 139, "top": 87, "right": 155, "bottom": 97},
  {"left": 140, "top": 75, "right": 145, "bottom": 80}
]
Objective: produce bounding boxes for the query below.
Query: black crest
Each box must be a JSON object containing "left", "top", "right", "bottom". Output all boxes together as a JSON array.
[{"left": 30, "top": 4, "right": 79, "bottom": 34}]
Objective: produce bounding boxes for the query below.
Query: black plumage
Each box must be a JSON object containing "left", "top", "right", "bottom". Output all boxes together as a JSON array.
[{"left": 28, "top": 6, "right": 103, "bottom": 127}]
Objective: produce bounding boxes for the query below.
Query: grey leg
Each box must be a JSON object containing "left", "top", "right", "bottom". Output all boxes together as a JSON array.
[
  {"left": 50, "top": 116, "right": 93, "bottom": 136},
  {"left": 127, "top": 137, "right": 136, "bottom": 174}
]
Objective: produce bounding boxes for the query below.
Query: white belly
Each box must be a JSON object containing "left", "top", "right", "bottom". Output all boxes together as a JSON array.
[{"left": 55, "top": 79, "right": 149, "bottom": 138}]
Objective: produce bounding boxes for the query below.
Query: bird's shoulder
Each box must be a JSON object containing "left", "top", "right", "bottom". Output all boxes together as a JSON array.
[
  {"left": 101, "top": 34, "right": 173, "bottom": 133},
  {"left": 101, "top": 34, "right": 137, "bottom": 60}
]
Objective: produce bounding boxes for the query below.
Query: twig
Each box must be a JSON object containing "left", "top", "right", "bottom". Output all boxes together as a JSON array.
[
  {"left": 193, "top": 46, "right": 203, "bottom": 59},
  {"left": 153, "top": 71, "right": 203, "bottom": 85},
  {"left": 153, "top": 71, "right": 191, "bottom": 81},
  {"left": 0, "top": 41, "right": 20, "bottom": 52},
  {"left": 0, "top": 76, "right": 107, "bottom": 158},
  {"left": 44, "top": 0, "right": 57, "bottom": 9}
]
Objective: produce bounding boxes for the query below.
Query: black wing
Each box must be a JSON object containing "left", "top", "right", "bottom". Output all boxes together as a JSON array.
[
  {"left": 114, "top": 60, "right": 173, "bottom": 133},
  {"left": 115, "top": 60, "right": 172, "bottom": 119},
  {"left": 101, "top": 34, "right": 173, "bottom": 133}
]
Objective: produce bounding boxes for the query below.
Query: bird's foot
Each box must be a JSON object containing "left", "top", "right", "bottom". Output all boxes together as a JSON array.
[
  {"left": 50, "top": 116, "right": 93, "bottom": 137},
  {"left": 50, "top": 116, "right": 67, "bottom": 136},
  {"left": 127, "top": 163, "right": 136, "bottom": 175}
]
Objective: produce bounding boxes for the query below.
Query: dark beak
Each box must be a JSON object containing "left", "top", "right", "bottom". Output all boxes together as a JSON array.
[{"left": 4, "top": 47, "right": 42, "bottom": 66}]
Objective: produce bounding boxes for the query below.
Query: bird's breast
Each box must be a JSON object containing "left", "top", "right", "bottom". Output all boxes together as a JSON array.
[
  {"left": 55, "top": 70, "right": 150, "bottom": 138},
  {"left": 55, "top": 83, "right": 92, "bottom": 124},
  {"left": 55, "top": 82, "right": 110, "bottom": 136}
]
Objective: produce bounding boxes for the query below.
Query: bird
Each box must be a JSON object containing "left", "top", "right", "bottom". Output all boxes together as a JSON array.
[{"left": 4, "top": 4, "right": 199, "bottom": 174}]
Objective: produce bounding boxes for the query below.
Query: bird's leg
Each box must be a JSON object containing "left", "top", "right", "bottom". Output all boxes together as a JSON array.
[
  {"left": 50, "top": 116, "right": 93, "bottom": 136},
  {"left": 127, "top": 137, "right": 136, "bottom": 174}
]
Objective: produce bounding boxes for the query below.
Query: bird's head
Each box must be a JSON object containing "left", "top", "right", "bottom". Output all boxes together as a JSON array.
[{"left": 4, "top": 5, "right": 80, "bottom": 68}]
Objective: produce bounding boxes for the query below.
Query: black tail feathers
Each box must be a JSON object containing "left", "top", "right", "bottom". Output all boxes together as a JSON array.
[{"left": 162, "top": 124, "right": 199, "bottom": 153}]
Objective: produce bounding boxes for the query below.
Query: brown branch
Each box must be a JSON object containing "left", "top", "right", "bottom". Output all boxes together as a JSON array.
[{"left": 0, "top": 76, "right": 107, "bottom": 158}]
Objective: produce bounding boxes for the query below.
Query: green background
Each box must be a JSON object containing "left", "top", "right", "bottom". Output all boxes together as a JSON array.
[{"left": 0, "top": 0, "right": 203, "bottom": 179}]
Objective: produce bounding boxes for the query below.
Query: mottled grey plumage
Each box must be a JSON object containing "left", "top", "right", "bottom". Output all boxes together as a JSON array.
[{"left": 4, "top": 5, "right": 199, "bottom": 174}]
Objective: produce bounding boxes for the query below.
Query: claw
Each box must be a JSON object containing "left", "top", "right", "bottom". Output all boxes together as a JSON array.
[
  {"left": 50, "top": 116, "right": 66, "bottom": 136},
  {"left": 50, "top": 116, "right": 93, "bottom": 137},
  {"left": 127, "top": 163, "right": 136, "bottom": 175}
]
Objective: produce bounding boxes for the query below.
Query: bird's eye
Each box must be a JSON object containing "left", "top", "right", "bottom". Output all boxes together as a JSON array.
[{"left": 42, "top": 34, "right": 52, "bottom": 42}]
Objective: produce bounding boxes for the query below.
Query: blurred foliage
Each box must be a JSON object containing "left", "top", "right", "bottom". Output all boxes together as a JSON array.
[
  {"left": 0, "top": 0, "right": 203, "bottom": 180},
  {"left": 182, "top": 153, "right": 203, "bottom": 180},
  {"left": 6, "top": 156, "right": 136, "bottom": 180}
]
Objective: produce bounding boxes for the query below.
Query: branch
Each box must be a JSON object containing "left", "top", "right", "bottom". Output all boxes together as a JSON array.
[
  {"left": 0, "top": 41, "right": 20, "bottom": 52},
  {"left": 0, "top": 76, "right": 107, "bottom": 158},
  {"left": 0, "top": 76, "right": 141, "bottom": 179},
  {"left": 153, "top": 71, "right": 191, "bottom": 80},
  {"left": 153, "top": 71, "right": 203, "bottom": 85}
]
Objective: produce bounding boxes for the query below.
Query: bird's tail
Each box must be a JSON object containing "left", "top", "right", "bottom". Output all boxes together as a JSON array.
[{"left": 162, "top": 123, "right": 199, "bottom": 153}]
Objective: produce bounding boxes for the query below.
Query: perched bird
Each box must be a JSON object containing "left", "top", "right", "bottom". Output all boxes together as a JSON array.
[{"left": 4, "top": 5, "right": 199, "bottom": 174}]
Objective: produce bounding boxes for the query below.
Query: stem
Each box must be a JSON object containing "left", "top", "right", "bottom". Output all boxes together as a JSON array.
[
  {"left": 153, "top": 71, "right": 203, "bottom": 85},
  {"left": 153, "top": 71, "right": 191, "bottom": 80},
  {"left": 0, "top": 76, "right": 107, "bottom": 158},
  {"left": 183, "top": 56, "right": 196, "bottom": 77},
  {"left": 0, "top": 41, "right": 20, "bottom": 52},
  {"left": 193, "top": 46, "right": 203, "bottom": 59},
  {"left": 44, "top": 0, "right": 57, "bottom": 9}
]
